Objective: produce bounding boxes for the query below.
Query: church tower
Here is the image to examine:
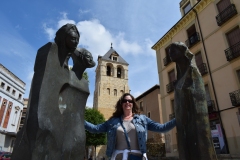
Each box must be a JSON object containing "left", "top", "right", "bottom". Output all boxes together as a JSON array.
[{"left": 93, "top": 44, "right": 129, "bottom": 119}]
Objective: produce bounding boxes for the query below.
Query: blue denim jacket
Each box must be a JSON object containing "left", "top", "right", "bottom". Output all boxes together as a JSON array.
[{"left": 85, "top": 114, "right": 176, "bottom": 157}]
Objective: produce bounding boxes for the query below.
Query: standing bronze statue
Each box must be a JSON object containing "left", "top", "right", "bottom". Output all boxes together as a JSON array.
[
  {"left": 12, "top": 24, "right": 95, "bottom": 160},
  {"left": 169, "top": 42, "right": 217, "bottom": 160}
]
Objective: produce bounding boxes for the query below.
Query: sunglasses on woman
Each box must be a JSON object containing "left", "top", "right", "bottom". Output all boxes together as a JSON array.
[{"left": 122, "top": 99, "right": 133, "bottom": 103}]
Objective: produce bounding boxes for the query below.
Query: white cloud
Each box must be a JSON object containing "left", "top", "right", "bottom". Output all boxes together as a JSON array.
[
  {"left": 144, "top": 38, "right": 156, "bottom": 57},
  {"left": 115, "top": 32, "right": 142, "bottom": 55},
  {"left": 27, "top": 71, "right": 34, "bottom": 81},
  {"left": 79, "top": 9, "right": 90, "bottom": 14},
  {"left": 57, "top": 19, "right": 76, "bottom": 29},
  {"left": 41, "top": 14, "right": 160, "bottom": 107},
  {"left": 43, "top": 23, "right": 55, "bottom": 40},
  {"left": 42, "top": 14, "right": 157, "bottom": 61}
]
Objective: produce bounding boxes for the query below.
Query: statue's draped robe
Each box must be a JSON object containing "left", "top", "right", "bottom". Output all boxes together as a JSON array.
[
  {"left": 174, "top": 64, "right": 217, "bottom": 160},
  {"left": 12, "top": 42, "right": 88, "bottom": 160}
]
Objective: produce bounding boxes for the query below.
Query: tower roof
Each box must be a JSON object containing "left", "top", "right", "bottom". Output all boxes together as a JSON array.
[{"left": 101, "top": 47, "right": 129, "bottom": 65}]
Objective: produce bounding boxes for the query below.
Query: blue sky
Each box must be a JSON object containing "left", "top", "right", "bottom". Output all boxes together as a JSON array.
[{"left": 0, "top": 0, "right": 181, "bottom": 107}]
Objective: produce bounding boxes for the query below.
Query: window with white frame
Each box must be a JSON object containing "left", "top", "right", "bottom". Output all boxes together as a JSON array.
[
  {"left": 7, "top": 86, "right": 10, "bottom": 92},
  {"left": 11, "top": 106, "right": 20, "bottom": 126},
  {"left": 112, "top": 56, "right": 118, "bottom": 61},
  {"left": 12, "top": 90, "right": 16, "bottom": 96},
  {"left": 1, "top": 82, "right": 5, "bottom": 89},
  {"left": 18, "top": 94, "right": 22, "bottom": 100}
]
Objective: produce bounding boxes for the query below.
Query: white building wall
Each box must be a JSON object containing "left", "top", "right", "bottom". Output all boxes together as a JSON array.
[{"left": 0, "top": 64, "right": 25, "bottom": 152}]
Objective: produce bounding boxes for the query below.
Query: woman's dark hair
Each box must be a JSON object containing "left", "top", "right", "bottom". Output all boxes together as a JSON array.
[{"left": 111, "top": 93, "right": 140, "bottom": 118}]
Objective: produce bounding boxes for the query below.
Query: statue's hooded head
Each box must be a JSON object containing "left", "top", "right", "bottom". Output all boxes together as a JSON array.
[
  {"left": 54, "top": 24, "right": 80, "bottom": 51},
  {"left": 169, "top": 42, "right": 193, "bottom": 63},
  {"left": 169, "top": 42, "right": 199, "bottom": 80}
]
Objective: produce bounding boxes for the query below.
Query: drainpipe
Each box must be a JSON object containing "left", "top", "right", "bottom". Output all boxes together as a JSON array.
[{"left": 193, "top": 8, "right": 229, "bottom": 154}]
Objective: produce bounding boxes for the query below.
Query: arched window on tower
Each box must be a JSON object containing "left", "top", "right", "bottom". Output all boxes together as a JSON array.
[
  {"left": 117, "top": 67, "right": 121, "bottom": 78},
  {"left": 120, "top": 90, "right": 124, "bottom": 95},
  {"left": 114, "top": 89, "right": 117, "bottom": 96},
  {"left": 107, "top": 66, "right": 111, "bottom": 76}
]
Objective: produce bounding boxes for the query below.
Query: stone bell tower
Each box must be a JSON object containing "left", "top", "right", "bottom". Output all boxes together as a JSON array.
[{"left": 93, "top": 44, "right": 129, "bottom": 120}]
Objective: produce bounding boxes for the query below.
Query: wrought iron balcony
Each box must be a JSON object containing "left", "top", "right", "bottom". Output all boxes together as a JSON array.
[
  {"left": 207, "top": 100, "right": 216, "bottom": 113},
  {"left": 229, "top": 89, "right": 240, "bottom": 106},
  {"left": 225, "top": 41, "right": 240, "bottom": 61},
  {"left": 163, "top": 55, "right": 172, "bottom": 66},
  {"left": 185, "top": 32, "right": 200, "bottom": 48},
  {"left": 216, "top": 4, "right": 237, "bottom": 26},
  {"left": 166, "top": 80, "right": 176, "bottom": 93},
  {"left": 197, "top": 63, "right": 208, "bottom": 76},
  {"left": 169, "top": 113, "right": 175, "bottom": 120}
]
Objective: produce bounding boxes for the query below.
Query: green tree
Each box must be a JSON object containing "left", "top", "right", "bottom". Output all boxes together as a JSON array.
[
  {"left": 68, "top": 66, "right": 89, "bottom": 82},
  {"left": 85, "top": 108, "right": 106, "bottom": 158},
  {"left": 82, "top": 72, "right": 89, "bottom": 82}
]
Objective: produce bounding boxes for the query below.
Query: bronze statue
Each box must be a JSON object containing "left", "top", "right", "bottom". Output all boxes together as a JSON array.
[
  {"left": 169, "top": 42, "right": 217, "bottom": 160},
  {"left": 72, "top": 48, "right": 96, "bottom": 80},
  {"left": 12, "top": 24, "right": 95, "bottom": 160}
]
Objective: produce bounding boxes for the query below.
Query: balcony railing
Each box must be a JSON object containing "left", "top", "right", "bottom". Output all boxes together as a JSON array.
[
  {"left": 225, "top": 41, "right": 240, "bottom": 61},
  {"left": 185, "top": 32, "right": 200, "bottom": 48},
  {"left": 197, "top": 63, "right": 208, "bottom": 76},
  {"left": 169, "top": 113, "right": 175, "bottom": 120},
  {"left": 163, "top": 55, "right": 172, "bottom": 66},
  {"left": 216, "top": 4, "right": 237, "bottom": 26},
  {"left": 166, "top": 80, "right": 176, "bottom": 93},
  {"left": 207, "top": 100, "right": 216, "bottom": 113},
  {"left": 229, "top": 89, "right": 240, "bottom": 106}
]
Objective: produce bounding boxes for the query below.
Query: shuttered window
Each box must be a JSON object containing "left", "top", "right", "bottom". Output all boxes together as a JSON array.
[
  {"left": 195, "top": 52, "right": 203, "bottom": 67},
  {"left": 217, "top": 0, "right": 231, "bottom": 13},
  {"left": 168, "top": 70, "right": 175, "bottom": 82},
  {"left": 226, "top": 27, "right": 240, "bottom": 46}
]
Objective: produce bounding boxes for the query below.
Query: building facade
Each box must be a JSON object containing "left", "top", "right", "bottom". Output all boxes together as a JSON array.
[
  {"left": 0, "top": 64, "right": 25, "bottom": 152},
  {"left": 18, "top": 98, "right": 28, "bottom": 132},
  {"left": 135, "top": 85, "right": 164, "bottom": 142},
  {"left": 93, "top": 45, "right": 130, "bottom": 120},
  {"left": 152, "top": 0, "right": 240, "bottom": 157},
  {"left": 135, "top": 85, "right": 167, "bottom": 157}
]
